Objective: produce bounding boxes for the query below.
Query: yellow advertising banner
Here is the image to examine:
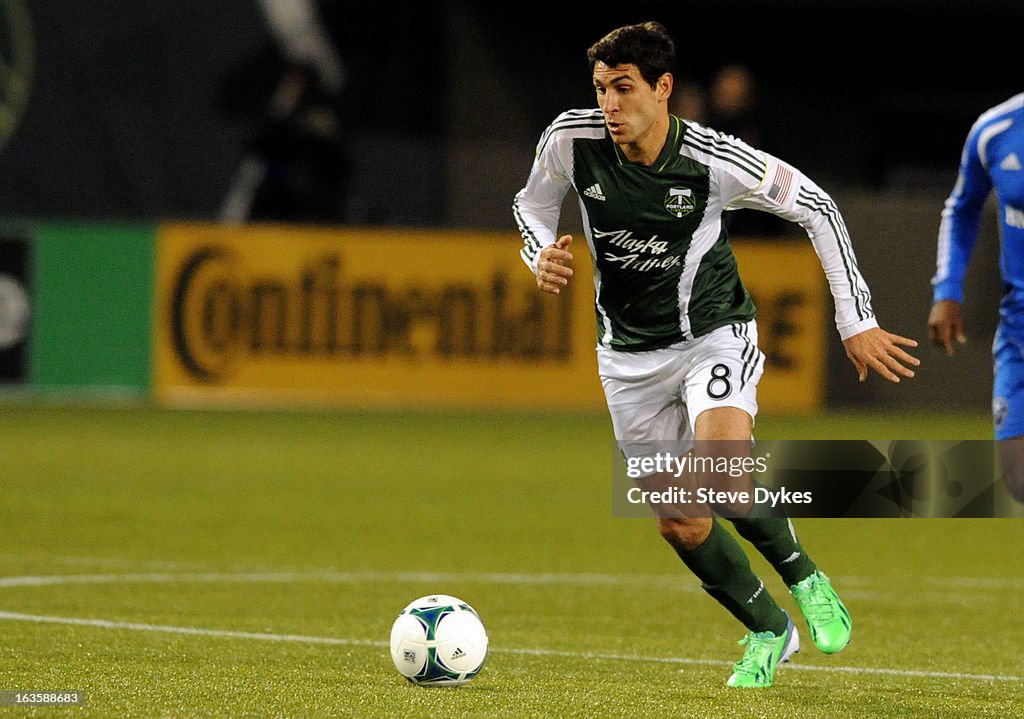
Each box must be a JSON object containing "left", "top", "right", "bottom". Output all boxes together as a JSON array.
[
  {"left": 153, "top": 224, "right": 824, "bottom": 411},
  {"left": 734, "top": 240, "right": 827, "bottom": 413}
]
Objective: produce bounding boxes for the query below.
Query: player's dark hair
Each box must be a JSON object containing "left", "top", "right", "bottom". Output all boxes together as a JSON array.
[{"left": 587, "top": 21, "right": 675, "bottom": 87}]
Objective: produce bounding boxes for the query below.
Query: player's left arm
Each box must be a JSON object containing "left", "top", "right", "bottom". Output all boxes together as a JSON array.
[
  {"left": 725, "top": 148, "right": 920, "bottom": 383},
  {"left": 840, "top": 327, "right": 919, "bottom": 383}
]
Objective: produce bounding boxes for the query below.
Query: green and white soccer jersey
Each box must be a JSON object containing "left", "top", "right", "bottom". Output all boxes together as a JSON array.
[{"left": 514, "top": 109, "right": 877, "bottom": 351}]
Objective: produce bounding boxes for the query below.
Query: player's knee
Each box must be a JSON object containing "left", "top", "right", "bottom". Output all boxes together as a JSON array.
[
  {"left": 998, "top": 438, "right": 1024, "bottom": 503},
  {"left": 658, "top": 517, "right": 712, "bottom": 552},
  {"left": 1007, "top": 479, "right": 1024, "bottom": 503},
  {"left": 1005, "top": 469, "right": 1024, "bottom": 503}
]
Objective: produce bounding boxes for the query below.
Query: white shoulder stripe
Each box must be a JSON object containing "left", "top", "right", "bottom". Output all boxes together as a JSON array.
[
  {"left": 978, "top": 119, "right": 1014, "bottom": 169},
  {"left": 538, "top": 119, "right": 606, "bottom": 156},
  {"left": 976, "top": 93, "right": 1024, "bottom": 126},
  {"left": 969, "top": 93, "right": 1024, "bottom": 169}
]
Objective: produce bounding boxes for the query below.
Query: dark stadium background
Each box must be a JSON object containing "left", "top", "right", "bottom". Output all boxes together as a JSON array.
[{"left": 1, "top": 0, "right": 1021, "bottom": 409}]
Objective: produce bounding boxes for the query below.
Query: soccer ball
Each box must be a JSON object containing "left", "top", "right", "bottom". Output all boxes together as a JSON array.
[{"left": 389, "top": 594, "right": 488, "bottom": 686}]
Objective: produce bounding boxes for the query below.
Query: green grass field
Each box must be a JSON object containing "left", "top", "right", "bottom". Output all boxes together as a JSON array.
[{"left": 0, "top": 405, "right": 1020, "bottom": 718}]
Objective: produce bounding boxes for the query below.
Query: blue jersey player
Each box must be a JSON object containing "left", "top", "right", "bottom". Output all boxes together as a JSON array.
[{"left": 929, "top": 92, "right": 1024, "bottom": 502}]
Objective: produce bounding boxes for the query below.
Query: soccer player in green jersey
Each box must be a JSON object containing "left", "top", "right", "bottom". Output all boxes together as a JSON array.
[{"left": 513, "top": 21, "right": 920, "bottom": 688}]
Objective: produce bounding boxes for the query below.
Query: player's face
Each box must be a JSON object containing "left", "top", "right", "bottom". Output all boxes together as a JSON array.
[{"left": 593, "top": 62, "right": 671, "bottom": 157}]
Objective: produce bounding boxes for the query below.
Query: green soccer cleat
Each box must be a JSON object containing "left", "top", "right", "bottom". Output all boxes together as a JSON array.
[
  {"left": 790, "top": 570, "right": 852, "bottom": 654},
  {"left": 726, "top": 613, "right": 800, "bottom": 688}
]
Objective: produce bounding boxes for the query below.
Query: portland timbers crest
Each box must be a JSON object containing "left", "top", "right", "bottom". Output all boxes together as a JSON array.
[{"left": 664, "top": 187, "right": 696, "bottom": 218}]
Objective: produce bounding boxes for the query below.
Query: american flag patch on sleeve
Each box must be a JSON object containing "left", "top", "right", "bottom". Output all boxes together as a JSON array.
[{"left": 767, "top": 164, "right": 794, "bottom": 204}]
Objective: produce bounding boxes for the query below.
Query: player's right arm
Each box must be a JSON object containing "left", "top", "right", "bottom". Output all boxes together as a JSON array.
[
  {"left": 927, "top": 299, "right": 966, "bottom": 357},
  {"left": 929, "top": 115, "right": 994, "bottom": 355},
  {"left": 534, "top": 235, "right": 574, "bottom": 295},
  {"left": 514, "top": 116, "right": 576, "bottom": 293}
]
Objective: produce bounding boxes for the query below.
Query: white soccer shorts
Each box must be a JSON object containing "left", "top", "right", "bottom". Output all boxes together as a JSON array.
[{"left": 597, "top": 320, "right": 765, "bottom": 459}]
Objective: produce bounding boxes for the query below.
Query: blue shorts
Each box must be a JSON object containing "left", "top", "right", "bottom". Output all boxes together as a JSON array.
[{"left": 992, "top": 325, "right": 1024, "bottom": 440}]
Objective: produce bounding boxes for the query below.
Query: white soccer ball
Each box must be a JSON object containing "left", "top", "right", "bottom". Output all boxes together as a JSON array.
[{"left": 389, "top": 594, "right": 488, "bottom": 686}]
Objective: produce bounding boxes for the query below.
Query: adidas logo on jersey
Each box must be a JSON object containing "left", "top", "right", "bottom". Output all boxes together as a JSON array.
[
  {"left": 1000, "top": 153, "right": 1022, "bottom": 171},
  {"left": 583, "top": 183, "right": 606, "bottom": 201}
]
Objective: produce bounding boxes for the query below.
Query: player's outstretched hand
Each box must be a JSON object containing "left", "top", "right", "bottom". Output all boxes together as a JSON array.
[
  {"left": 536, "top": 235, "right": 574, "bottom": 295},
  {"left": 927, "top": 299, "right": 967, "bottom": 356},
  {"left": 842, "top": 327, "right": 920, "bottom": 383}
]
